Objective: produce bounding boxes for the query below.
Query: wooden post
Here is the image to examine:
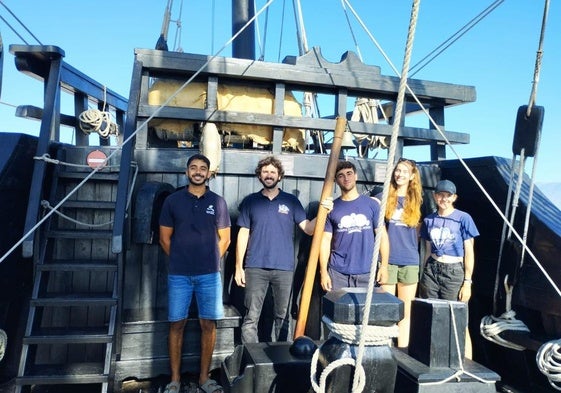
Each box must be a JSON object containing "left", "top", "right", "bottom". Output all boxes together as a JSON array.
[{"left": 293, "top": 116, "right": 347, "bottom": 338}]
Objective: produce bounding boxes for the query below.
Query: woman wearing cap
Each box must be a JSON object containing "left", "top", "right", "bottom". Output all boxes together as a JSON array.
[
  {"left": 375, "top": 158, "right": 423, "bottom": 348},
  {"left": 419, "top": 179, "right": 479, "bottom": 357}
]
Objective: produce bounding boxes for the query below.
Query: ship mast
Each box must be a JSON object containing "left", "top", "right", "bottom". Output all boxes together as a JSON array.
[{"left": 232, "top": 0, "right": 256, "bottom": 60}]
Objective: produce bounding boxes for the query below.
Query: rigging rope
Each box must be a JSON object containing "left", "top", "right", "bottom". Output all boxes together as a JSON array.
[
  {"left": 537, "top": 339, "right": 561, "bottom": 391},
  {"left": 409, "top": 0, "right": 504, "bottom": 77},
  {"left": 0, "top": 0, "right": 279, "bottom": 267},
  {"left": 341, "top": 0, "right": 561, "bottom": 300},
  {"left": 527, "top": 0, "right": 550, "bottom": 115},
  {"left": 486, "top": 0, "right": 551, "bottom": 352},
  {"left": 276, "top": 0, "right": 287, "bottom": 63},
  {"left": 254, "top": 1, "right": 265, "bottom": 60},
  {"left": 482, "top": 276, "right": 529, "bottom": 350},
  {"left": 341, "top": 0, "right": 388, "bottom": 158},
  {"left": 0, "top": 0, "right": 43, "bottom": 44},
  {"left": 309, "top": 2, "right": 422, "bottom": 388},
  {"left": 420, "top": 303, "right": 496, "bottom": 386},
  {"left": 340, "top": 0, "right": 363, "bottom": 61}
]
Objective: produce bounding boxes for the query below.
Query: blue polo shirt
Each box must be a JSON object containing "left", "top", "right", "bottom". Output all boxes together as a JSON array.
[
  {"left": 237, "top": 190, "right": 307, "bottom": 271},
  {"left": 159, "top": 187, "right": 231, "bottom": 276}
]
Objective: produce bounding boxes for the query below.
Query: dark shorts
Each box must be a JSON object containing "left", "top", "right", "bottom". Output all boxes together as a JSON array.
[
  {"left": 328, "top": 266, "right": 371, "bottom": 291},
  {"left": 419, "top": 257, "right": 464, "bottom": 300}
]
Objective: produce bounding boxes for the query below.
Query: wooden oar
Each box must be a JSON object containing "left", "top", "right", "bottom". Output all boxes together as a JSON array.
[{"left": 294, "top": 116, "right": 347, "bottom": 338}]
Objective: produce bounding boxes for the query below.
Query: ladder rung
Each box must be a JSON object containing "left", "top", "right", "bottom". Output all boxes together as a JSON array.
[
  {"left": 47, "top": 229, "right": 112, "bottom": 239},
  {"left": 62, "top": 200, "right": 116, "bottom": 210},
  {"left": 57, "top": 171, "right": 119, "bottom": 182},
  {"left": 16, "top": 362, "right": 108, "bottom": 385},
  {"left": 30, "top": 296, "right": 116, "bottom": 307},
  {"left": 37, "top": 262, "right": 117, "bottom": 272},
  {"left": 24, "top": 333, "right": 112, "bottom": 345}
]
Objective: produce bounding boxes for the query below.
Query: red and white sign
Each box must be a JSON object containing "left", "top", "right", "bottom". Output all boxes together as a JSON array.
[{"left": 86, "top": 150, "right": 107, "bottom": 169}]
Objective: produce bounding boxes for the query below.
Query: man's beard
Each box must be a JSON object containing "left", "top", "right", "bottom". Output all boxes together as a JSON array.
[
  {"left": 260, "top": 177, "right": 280, "bottom": 190},
  {"left": 189, "top": 175, "right": 207, "bottom": 186}
]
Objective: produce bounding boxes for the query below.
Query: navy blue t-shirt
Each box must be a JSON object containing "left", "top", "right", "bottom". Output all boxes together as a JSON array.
[
  {"left": 376, "top": 194, "right": 420, "bottom": 266},
  {"left": 420, "top": 208, "right": 479, "bottom": 257},
  {"left": 324, "top": 195, "right": 382, "bottom": 275},
  {"left": 159, "top": 187, "right": 231, "bottom": 276},
  {"left": 237, "top": 190, "right": 307, "bottom": 271}
]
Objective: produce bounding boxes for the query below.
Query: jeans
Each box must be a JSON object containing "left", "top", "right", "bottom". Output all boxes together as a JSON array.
[
  {"left": 419, "top": 257, "right": 464, "bottom": 300},
  {"left": 241, "top": 268, "right": 294, "bottom": 343},
  {"left": 168, "top": 273, "right": 224, "bottom": 321}
]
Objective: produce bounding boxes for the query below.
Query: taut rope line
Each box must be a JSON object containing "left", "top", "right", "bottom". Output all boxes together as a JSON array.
[
  {"left": 342, "top": 0, "right": 560, "bottom": 299},
  {"left": 0, "top": 0, "right": 277, "bottom": 265},
  {"left": 353, "top": 1, "right": 420, "bottom": 392}
]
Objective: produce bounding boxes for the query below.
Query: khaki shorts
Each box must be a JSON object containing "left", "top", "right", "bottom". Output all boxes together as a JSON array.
[{"left": 386, "top": 264, "right": 419, "bottom": 285}]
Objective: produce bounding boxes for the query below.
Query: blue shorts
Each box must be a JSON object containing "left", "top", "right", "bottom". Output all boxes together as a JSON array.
[{"left": 168, "top": 273, "right": 224, "bottom": 321}]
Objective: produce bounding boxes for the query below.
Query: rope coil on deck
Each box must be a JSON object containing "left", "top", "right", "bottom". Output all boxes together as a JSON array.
[
  {"left": 480, "top": 310, "right": 529, "bottom": 351},
  {"left": 537, "top": 339, "right": 561, "bottom": 391},
  {"left": 482, "top": 276, "right": 529, "bottom": 350}
]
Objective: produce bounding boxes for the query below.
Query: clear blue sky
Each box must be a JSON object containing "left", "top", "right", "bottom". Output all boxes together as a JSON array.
[{"left": 0, "top": 1, "right": 559, "bottom": 183}]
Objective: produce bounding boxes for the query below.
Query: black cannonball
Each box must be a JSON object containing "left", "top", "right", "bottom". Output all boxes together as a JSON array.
[{"left": 290, "top": 335, "right": 317, "bottom": 358}]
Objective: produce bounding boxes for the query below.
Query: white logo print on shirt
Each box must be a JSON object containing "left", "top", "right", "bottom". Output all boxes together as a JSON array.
[
  {"left": 430, "top": 227, "right": 455, "bottom": 248},
  {"left": 206, "top": 205, "right": 216, "bottom": 215},
  {"left": 338, "top": 213, "right": 371, "bottom": 233},
  {"left": 278, "top": 204, "right": 290, "bottom": 215}
]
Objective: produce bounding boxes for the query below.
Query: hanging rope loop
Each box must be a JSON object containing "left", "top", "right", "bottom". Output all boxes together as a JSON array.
[{"left": 79, "top": 108, "right": 119, "bottom": 139}]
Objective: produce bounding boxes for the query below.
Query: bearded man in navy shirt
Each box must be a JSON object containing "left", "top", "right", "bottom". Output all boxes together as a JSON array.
[{"left": 235, "top": 156, "right": 321, "bottom": 343}]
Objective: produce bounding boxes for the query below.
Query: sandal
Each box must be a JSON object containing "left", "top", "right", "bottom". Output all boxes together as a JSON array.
[
  {"left": 199, "top": 378, "right": 223, "bottom": 393},
  {"left": 163, "top": 381, "right": 181, "bottom": 393}
]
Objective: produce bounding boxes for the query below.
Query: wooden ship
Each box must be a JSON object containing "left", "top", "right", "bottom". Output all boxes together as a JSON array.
[{"left": 0, "top": 1, "right": 560, "bottom": 392}]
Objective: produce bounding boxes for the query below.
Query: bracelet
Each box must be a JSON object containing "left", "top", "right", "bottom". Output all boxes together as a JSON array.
[{"left": 463, "top": 278, "right": 472, "bottom": 283}]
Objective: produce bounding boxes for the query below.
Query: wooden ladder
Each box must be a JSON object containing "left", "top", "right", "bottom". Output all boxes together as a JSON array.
[{"left": 16, "top": 159, "right": 122, "bottom": 392}]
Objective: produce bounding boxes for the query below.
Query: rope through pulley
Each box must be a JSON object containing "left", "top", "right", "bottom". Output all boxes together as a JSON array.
[{"left": 486, "top": 0, "right": 551, "bottom": 359}]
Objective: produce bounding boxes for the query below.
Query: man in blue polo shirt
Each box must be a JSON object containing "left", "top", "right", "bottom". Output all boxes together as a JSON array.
[
  {"left": 235, "top": 156, "right": 320, "bottom": 343},
  {"left": 159, "top": 153, "right": 231, "bottom": 393}
]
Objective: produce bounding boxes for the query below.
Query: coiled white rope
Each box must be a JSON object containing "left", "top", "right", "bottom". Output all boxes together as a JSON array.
[
  {"left": 480, "top": 311, "right": 529, "bottom": 351},
  {"left": 537, "top": 339, "right": 561, "bottom": 391},
  {"left": 482, "top": 276, "right": 529, "bottom": 350},
  {"left": 78, "top": 108, "right": 119, "bottom": 138},
  {"left": 310, "top": 316, "right": 397, "bottom": 393},
  {"left": 310, "top": 348, "right": 366, "bottom": 393},
  {"left": 322, "top": 316, "right": 398, "bottom": 346}
]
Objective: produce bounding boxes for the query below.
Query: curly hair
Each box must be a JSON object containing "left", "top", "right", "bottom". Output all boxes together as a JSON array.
[
  {"left": 255, "top": 155, "right": 285, "bottom": 178},
  {"left": 385, "top": 159, "right": 423, "bottom": 227}
]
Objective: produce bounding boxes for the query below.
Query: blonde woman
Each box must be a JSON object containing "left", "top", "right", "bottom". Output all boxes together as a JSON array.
[{"left": 376, "top": 158, "right": 422, "bottom": 348}]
